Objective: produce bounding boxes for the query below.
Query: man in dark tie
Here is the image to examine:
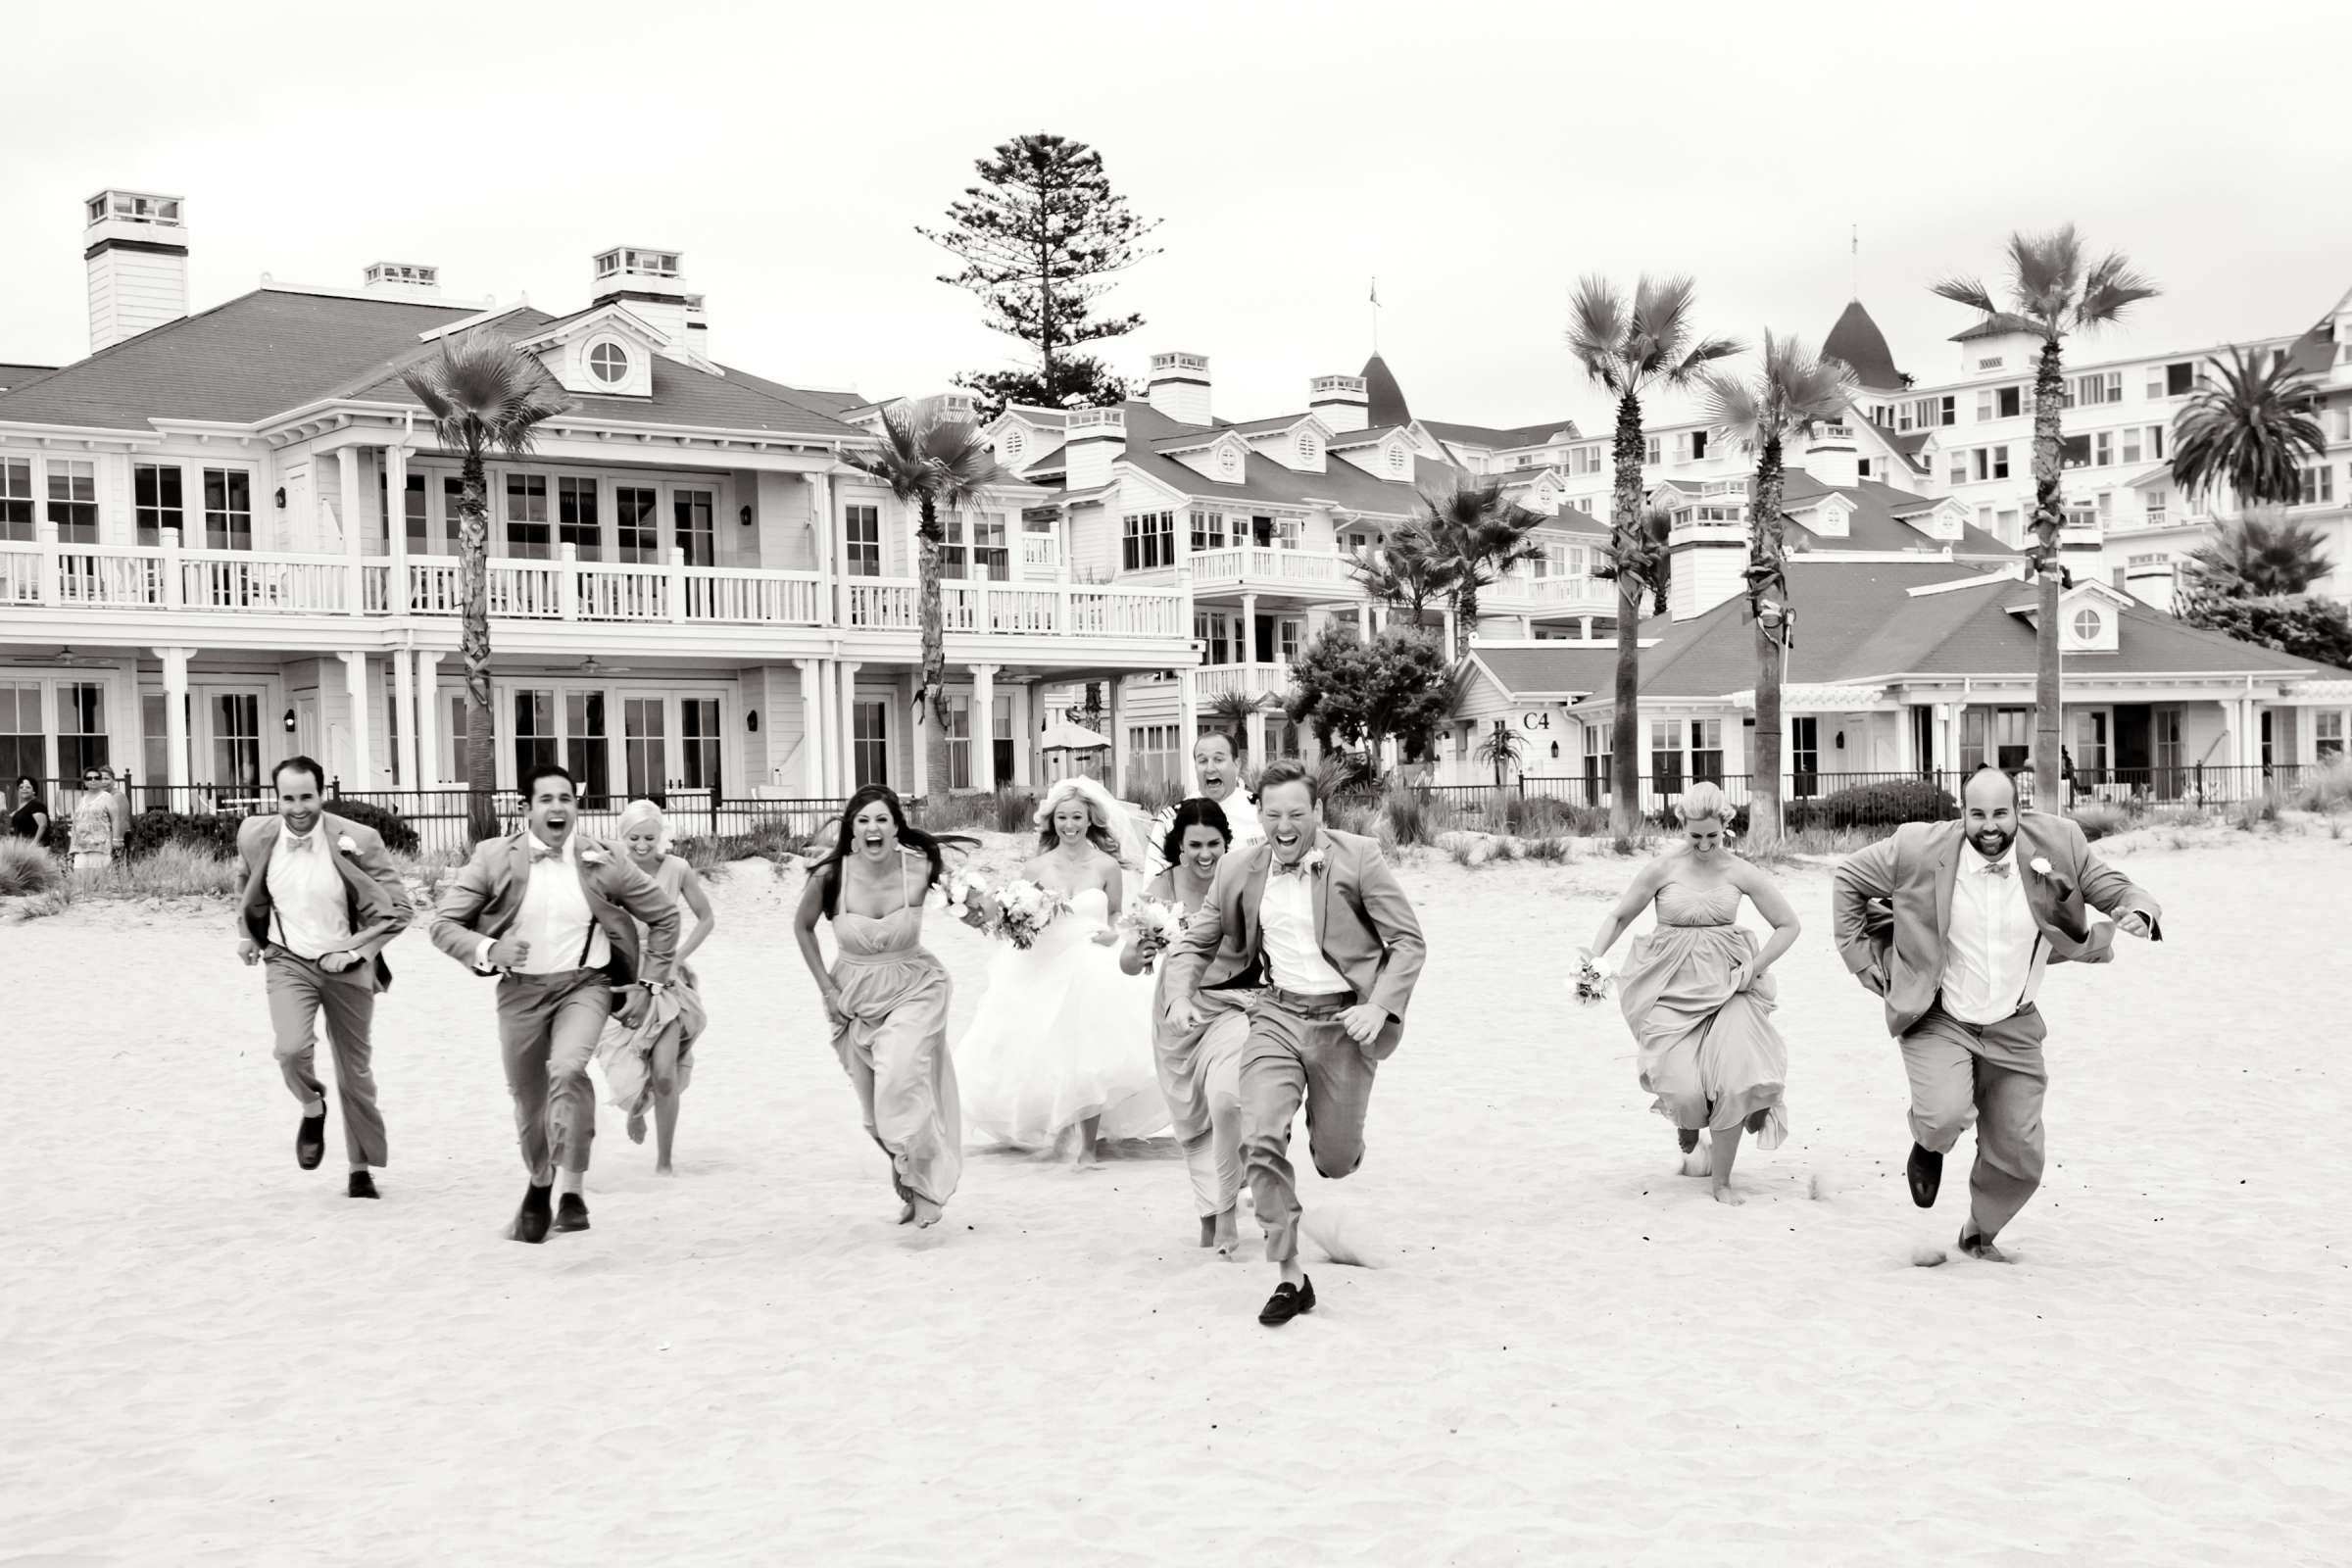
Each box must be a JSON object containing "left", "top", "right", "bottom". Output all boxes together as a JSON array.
[{"left": 234, "top": 757, "right": 412, "bottom": 1198}]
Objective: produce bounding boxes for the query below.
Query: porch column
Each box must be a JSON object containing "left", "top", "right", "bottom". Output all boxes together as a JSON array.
[
  {"left": 1246, "top": 704, "right": 1267, "bottom": 762},
  {"left": 1009, "top": 682, "right": 1034, "bottom": 787},
  {"left": 339, "top": 651, "right": 371, "bottom": 788},
  {"left": 1107, "top": 675, "right": 1127, "bottom": 791},
  {"left": 416, "top": 650, "right": 442, "bottom": 790},
  {"left": 1177, "top": 665, "right": 1200, "bottom": 781},
  {"left": 384, "top": 442, "right": 410, "bottom": 609},
  {"left": 836, "top": 660, "right": 860, "bottom": 794},
  {"left": 1355, "top": 599, "right": 1371, "bottom": 637},
  {"left": 795, "top": 659, "right": 824, "bottom": 799},
  {"left": 338, "top": 450, "right": 366, "bottom": 613},
  {"left": 153, "top": 646, "right": 192, "bottom": 790},
  {"left": 970, "top": 663, "right": 998, "bottom": 792},
  {"left": 1241, "top": 592, "right": 1258, "bottom": 674},
  {"left": 806, "top": 470, "right": 834, "bottom": 621},
  {"left": 393, "top": 640, "right": 418, "bottom": 789},
  {"left": 1443, "top": 608, "right": 1457, "bottom": 653}
]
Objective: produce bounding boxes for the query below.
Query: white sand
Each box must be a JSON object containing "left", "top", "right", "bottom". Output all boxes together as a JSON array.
[{"left": 4, "top": 833, "right": 2349, "bottom": 1564}]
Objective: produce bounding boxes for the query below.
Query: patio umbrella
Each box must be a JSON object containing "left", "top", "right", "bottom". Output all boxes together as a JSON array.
[{"left": 1037, "top": 718, "right": 1111, "bottom": 753}]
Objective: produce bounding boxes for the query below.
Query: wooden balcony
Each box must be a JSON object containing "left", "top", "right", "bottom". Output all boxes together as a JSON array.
[
  {"left": 1184, "top": 545, "right": 1357, "bottom": 596},
  {"left": 1193, "top": 662, "right": 1298, "bottom": 704}
]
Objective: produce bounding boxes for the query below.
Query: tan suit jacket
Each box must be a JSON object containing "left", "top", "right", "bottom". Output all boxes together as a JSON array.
[
  {"left": 235, "top": 812, "right": 413, "bottom": 992},
  {"left": 1832, "top": 811, "right": 2162, "bottom": 1038},
  {"left": 428, "top": 829, "right": 679, "bottom": 984},
  {"left": 1163, "top": 826, "right": 1426, "bottom": 1058}
]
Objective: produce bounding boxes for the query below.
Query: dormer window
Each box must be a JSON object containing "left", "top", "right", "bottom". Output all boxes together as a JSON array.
[
  {"left": 1005, "top": 428, "right": 1027, "bottom": 460},
  {"left": 588, "top": 341, "right": 630, "bottom": 385},
  {"left": 1298, "top": 433, "right": 1317, "bottom": 464},
  {"left": 2072, "top": 608, "right": 2104, "bottom": 641},
  {"left": 1387, "top": 445, "right": 1406, "bottom": 475},
  {"left": 1219, "top": 445, "right": 1241, "bottom": 477}
]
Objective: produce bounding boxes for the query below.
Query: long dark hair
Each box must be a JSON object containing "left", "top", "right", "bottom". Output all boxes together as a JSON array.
[
  {"left": 812, "top": 785, "right": 974, "bottom": 918},
  {"left": 1036, "top": 784, "right": 1124, "bottom": 861},
  {"left": 1159, "top": 796, "right": 1233, "bottom": 871}
]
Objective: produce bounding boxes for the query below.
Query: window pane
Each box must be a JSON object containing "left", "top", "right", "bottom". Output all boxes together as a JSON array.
[
  {"left": 58, "top": 681, "right": 109, "bottom": 777},
  {"left": 843, "top": 504, "right": 880, "bottom": 576},
  {"left": 615, "top": 487, "right": 660, "bottom": 564},
  {"left": 679, "top": 697, "right": 720, "bottom": 789},
  {"left": 213, "top": 693, "right": 262, "bottom": 794},
  {"left": 513, "top": 689, "right": 557, "bottom": 781},
  {"left": 506, "top": 475, "right": 550, "bottom": 559},
  {"left": 566, "top": 691, "right": 610, "bottom": 807},
  {"left": 674, "top": 490, "right": 714, "bottom": 567},
  {"left": 623, "top": 697, "right": 665, "bottom": 796},
  {"left": 558, "top": 477, "right": 601, "bottom": 561},
  {"left": 203, "top": 468, "right": 252, "bottom": 551},
  {"left": 48, "top": 460, "right": 99, "bottom": 544},
  {"left": 134, "top": 464, "right": 184, "bottom": 546}
]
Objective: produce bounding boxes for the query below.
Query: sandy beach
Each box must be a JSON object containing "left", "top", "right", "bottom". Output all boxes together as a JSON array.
[{"left": 4, "top": 830, "right": 2348, "bottom": 1565}]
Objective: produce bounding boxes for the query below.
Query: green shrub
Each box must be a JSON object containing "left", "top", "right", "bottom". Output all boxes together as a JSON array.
[
  {"left": 1787, "top": 778, "right": 1955, "bottom": 832},
  {"left": 0, "top": 838, "right": 63, "bottom": 897},
  {"left": 124, "top": 809, "right": 242, "bottom": 861},
  {"left": 1381, "top": 789, "right": 1433, "bottom": 848},
  {"left": 39, "top": 816, "right": 71, "bottom": 855},
  {"left": 325, "top": 798, "right": 420, "bottom": 857},
  {"left": 2294, "top": 759, "right": 2352, "bottom": 813},
  {"left": 79, "top": 841, "right": 243, "bottom": 898},
  {"left": 2069, "top": 802, "right": 2132, "bottom": 842}
]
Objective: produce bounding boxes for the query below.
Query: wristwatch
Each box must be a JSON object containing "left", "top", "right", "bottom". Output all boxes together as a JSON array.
[{"left": 642, "top": 979, "right": 669, "bottom": 995}]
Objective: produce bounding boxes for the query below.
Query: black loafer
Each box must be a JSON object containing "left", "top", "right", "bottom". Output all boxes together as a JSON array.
[
  {"left": 1958, "top": 1226, "right": 2012, "bottom": 1264},
  {"left": 554, "top": 1193, "right": 591, "bottom": 1233},
  {"left": 296, "top": 1111, "right": 326, "bottom": 1171},
  {"left": 511, "top": 1183, "right": 553, "bottom": 1245},
  {"left": 1677, "top": 1128, "right": 1700, "bottom": 1154},
  {"left": 347, "top": 1171, "right": 379, "bottom": 1200},
  {"left": 1257, "top": 1275, "right": 1316, "bottom": 1327},
  {"left": 1906, "top": 1143, "right": 1943, "bottom": 1208}
]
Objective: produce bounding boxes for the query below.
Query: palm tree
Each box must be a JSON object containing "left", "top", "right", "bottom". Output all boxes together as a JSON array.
[
  {"left": 844, "top": 397, "right": 998, "bottom": 810},
  {"left": 1697, "top": 332, "right": 1860, "bottom": 846},
  {"left": 2181, "top": 516, "right": 2335, "bottom": 598},
  {"left": 401, "top": 335, "right": 573, "bottom": 842},
  {"left": 1207, "top": 688, "right": 1260, "bottom": 750},
  {"left": 1422, "top": 482, "right": 1545, "bottom": 661},
  {"left": 1566, "top": 275, "right": 1740, "bottom": 833},
  {"left": 2170, "top": 345, "right": 2327, "bottom": 513},
  {"left": 1475, "top": 718, "right": 1526, "bottom": 790},
  {"left": 1347, "top": 517, "right": 1449, "bottom": 629},
  {"left": 1934, "top": 227, "right": 2158, "bottom": 804}
]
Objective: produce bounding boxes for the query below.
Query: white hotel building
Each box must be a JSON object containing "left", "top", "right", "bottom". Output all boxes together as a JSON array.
[{"left": 0, "top": 191, "right": 1193, "bottom": 814}]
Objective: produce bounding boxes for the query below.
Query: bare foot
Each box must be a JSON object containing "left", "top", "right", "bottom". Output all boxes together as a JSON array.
[
  {"left": 898, "top": 1200, "right": 916, "bottom": 1225},
  {"left": 625, "top": 1111, "right": 647, "bottom": 1146},
  {"left": 1712, "top": 1184, "right": 1745, "bottom": 1206},
  {"left": 910, "top": 1198, "right": 945, "bottom": 1229},
  {"left": 1198, "top": 1215, "right": 1218, "bottom": 1249},
  {"left": 655, "top": 1160, "right": 674, "bottom": 1176},
  {"left": 1213, "top": 1208, "right": 1240, "bottom": 1257},
  {"left": 1071, "top": 1141, "right": 1102, "bottom": 1169}
]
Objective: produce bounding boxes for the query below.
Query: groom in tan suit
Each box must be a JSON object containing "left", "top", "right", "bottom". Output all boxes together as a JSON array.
[
  {"left": 1166, "top": 759, "right": 1426, "bottom": 1326},
  {"left": 1834, "top": 766, "right": 2161, "bottom": 1261}
]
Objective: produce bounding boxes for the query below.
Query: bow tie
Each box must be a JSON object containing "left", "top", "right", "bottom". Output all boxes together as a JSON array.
[
  {"left": 1978, "top": 858, "right": 2012, "bottom": 879},
  {"left": 282, "top": 833, "right": 315, "bottom": 854},
  {"left": 529, "top": 837, "right": 566, "bottom": 861},
  {"left": 1272, "top": 857, "right": 1309, "bottom": 878}
]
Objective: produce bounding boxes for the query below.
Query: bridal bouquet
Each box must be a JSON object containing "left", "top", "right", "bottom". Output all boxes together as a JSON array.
[
  {"left": 1117, "top": 896, "right": 1188, "bottom": 972},
  {"left": 1572, "top": 951, "right": 1615, "bottom": 1005},
  {"left": 991, "top": 878, "right": 1066, "bottom": 951},
  {"left": 935, "top": 865, "right": 999, "bottom": 936}
]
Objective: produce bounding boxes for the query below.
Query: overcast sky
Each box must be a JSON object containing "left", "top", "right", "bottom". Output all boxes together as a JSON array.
[{"left": 4, "top": 0, "right": 2346, "bottom": 433}]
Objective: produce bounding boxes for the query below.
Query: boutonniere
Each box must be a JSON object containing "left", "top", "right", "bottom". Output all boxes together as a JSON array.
[
  {"left": 579, "top": 847, "right": 610, "bottom": 867},
  {"left": 2028, "top": 856, "right": 2054, "bottom": 877},
  {"left": 1300, "top": 847, "right": 1329, "bottom": 877},
  {"left": 335, "top": 834, "right": 359, "bottom": 856}
]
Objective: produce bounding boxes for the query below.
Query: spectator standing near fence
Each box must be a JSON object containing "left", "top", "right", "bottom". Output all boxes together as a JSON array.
[
  {"left": 9, "top": 775, "right": 49, "bottom": 843},
  {"left": 70, "top": 767, "right": 120, "bottom": 870}
]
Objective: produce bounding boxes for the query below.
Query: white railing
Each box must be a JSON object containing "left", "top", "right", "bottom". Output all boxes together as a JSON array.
[
  {"left": 1020, "top": 534, "right": 1058, "bottom": 571},
  {"left": 8, "top": 535, "right": 1182, "bottom": 643},
  {"left": 1184, "top": 546, "right": 1352, "bottom": 590},
  {"left": 1194, "top": 662, "right": 1298, "bottom": 702}
]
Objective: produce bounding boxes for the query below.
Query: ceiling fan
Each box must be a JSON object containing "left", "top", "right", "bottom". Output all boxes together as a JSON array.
[
  {"left": 53, "top": 646, "right": 115, "bottom": 668},
  {"left": 576, "top": 656, "right": 637, "bottom": 677}
]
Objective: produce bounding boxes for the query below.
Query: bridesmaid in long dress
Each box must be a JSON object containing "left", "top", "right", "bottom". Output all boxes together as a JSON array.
[
  {"left": 615, "top": 798, "right": 715, "bottom": 1172},
  {"left": 1119, "top": 796, "right": 1250, "bottom": 1254},
  {"left": 1583, "top": 781, "right": 1802, "bottom": 1204},
  {"left": 793, "top": 786, "right": 971, "bottom": 1228}
]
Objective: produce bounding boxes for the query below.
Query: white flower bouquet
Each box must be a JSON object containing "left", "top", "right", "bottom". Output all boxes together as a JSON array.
[
  {"left": 991, "top": 878, "right": 1067, "bottom": 951},
  {"left": 1117, "top": 896, "right": 1188, "bottom": 971},
  {"left": 1572, "top": 950, "right": 1615, "bottom": 1005},
  {"left": 935, "top": 865, "right": 1000, "bottom": 935}
]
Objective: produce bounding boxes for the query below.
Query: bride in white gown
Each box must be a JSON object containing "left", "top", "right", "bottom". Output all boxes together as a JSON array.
[{"left": 957, "top": 776, "right": 1169, "bottom": 1164}]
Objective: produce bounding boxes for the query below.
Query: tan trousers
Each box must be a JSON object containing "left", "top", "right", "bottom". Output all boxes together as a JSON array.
[
  {"left": 265, "top": 949, "right": 386, "bottom": 1167},
  {"left": 1902, "top": 1002, "right": 2048, "bottom": 1241},
  {"left": 1241, "top": 994, "right": 1378, "bottom": 1264},
  {"left": 496, "top": 968, "right": 612, "bottom": 1183}
]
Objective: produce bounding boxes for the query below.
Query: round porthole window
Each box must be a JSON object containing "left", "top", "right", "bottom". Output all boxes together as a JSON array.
[
  {"left": 588, "top": 341, "right": 629, "bottom": 384},
  {"left": 2072, "top": 608, "right": 2103, "bottom": 640}
]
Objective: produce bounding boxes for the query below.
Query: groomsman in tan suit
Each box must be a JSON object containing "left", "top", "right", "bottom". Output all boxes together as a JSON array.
[
  {"left": 235, "top": 756, "right": 412, "bottom": 1199},
  {"left": 1834, "top": 765, "right": 2161, "bottom": 1261},
  {"left": 1165, "top": 758, "right": 1426, "bottom": 1326},
  {"left": 429, "top": 762, "right": 679, "bottom": 1244}
]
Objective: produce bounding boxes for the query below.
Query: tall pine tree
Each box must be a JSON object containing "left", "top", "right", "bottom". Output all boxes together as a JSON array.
[{"left": 919, "top": 132, "right": 1161, "bottom": 418}]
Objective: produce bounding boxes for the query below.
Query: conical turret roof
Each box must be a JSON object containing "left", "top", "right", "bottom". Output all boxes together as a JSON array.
[
  {"left": 1822, "top": 300, "right": 1904, "bottom": 391},
  {"left": 1360, "top": 353, "right": 1411, "bottom": 425}
]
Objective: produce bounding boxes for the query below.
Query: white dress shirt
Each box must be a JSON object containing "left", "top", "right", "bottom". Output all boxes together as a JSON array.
[
  {"left": 1940, "top": 843, "right": 2046, "bottom": 1025},
  {"left": 479, "top": 834, "right": 610, "bottom": 975},
  {"left": 266, "top": 822, "right": 352, "bottom": 961},
  {"left": 1258, "top": 858, "right": 1348, "bottom": 996}
]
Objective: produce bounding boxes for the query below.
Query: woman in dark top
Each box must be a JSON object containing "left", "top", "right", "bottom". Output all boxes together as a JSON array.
[{"left": 8, "top": 776, "right": 48, "bottom": 843}]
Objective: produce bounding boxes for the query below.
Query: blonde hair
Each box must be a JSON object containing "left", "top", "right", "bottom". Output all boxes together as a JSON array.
[
  {"left": 615, "top": 797, "right": 671, "bottom": 856},
  {"left": 1676, "top": 781, "right": 1732, "bottom": 829}
]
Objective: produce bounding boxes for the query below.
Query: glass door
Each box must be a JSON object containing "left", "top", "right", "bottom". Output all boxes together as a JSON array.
[
  {"left": 210, "top": 691, "right": 264, "bottom": 804},
  {"left": 623, "top": 698, "right": 665, "bottom": 797},
  {"left": 854, "top": 700, "right": 888, "bottom": 788}
]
